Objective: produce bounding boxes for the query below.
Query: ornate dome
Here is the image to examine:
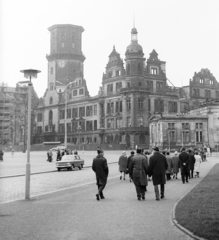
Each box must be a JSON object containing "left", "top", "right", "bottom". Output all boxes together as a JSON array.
[{"left": 126, "top": 41, "right": 143, "bottom": 53}]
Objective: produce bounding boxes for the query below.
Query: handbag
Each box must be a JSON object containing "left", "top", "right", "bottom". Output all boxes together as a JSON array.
[{"left": 125, "top": 168, "right": 129, "bottom": 174}]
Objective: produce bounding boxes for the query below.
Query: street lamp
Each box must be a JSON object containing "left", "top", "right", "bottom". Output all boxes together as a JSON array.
[
  {"left": 20, "top": 69, "right": 41, "bottom": 200},
  {"left": 56, "top": 80, "right": 76, "bottom": 149},
  {"left": 77, "top": 125, "right": 82, "bottom": 151}
]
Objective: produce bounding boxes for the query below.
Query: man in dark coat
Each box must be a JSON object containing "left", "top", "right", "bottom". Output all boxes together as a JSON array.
[
  {"left": 148, "top": 147, "right": 168, "bottom": 201},
  {"left": 92, "top": 149, "right": 109, "bottom": 201},
  {"left": 178, "top": 147, "right": 190, "bottom": 184},
  {"left": 130, "top": 148, "right": 148, "bottom": 201},
  {"left": 188, "top": 149, "right": 196, "bottom": 179},
  {"left": 127, "top": 151, "right": 135, "bottom": 182},
  {"left": 0, "top": 150, "right": 3, "bottom": 161}
]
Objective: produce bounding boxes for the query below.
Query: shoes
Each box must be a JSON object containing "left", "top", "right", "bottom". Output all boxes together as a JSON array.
[
  {"left": 182, "top": 181, "right": 185, "bottom": 184},
  {"left": 96, "top": 194, "right": 100, "bottom": 201},
  {"left": 142, "top": 196, "right": 145, "bottom": 200},
  {"left": 137, "top": 197, "right": 141, "bottom": 201},
  {"left": 186, "top": 180, "right": 189, "bottom": 183},
  {"left": 161, "top": 195, "right": 165, "bottom": 199},
  {"left": 100, "top": 195, "right": 105, "bottom": 199},
  {"left": 156, "top": 198, "right": 160, "bottom": 201},
  {"left": 120, "top": 176, "right": 122, "bottom": 180},
  {"left": 123, "top": 178, "right": 125, "bottom": 180}
]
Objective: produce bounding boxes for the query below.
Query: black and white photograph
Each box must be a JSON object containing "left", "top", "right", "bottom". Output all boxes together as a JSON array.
[{"left": 0, "top": 0, "right": 219, "bottom": 239}]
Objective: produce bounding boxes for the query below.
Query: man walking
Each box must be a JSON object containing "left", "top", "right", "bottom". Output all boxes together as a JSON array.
[
  {"left": 188, "top": 149, "right": 196, "bottom": 178},
  {"left": 148, "top": 147, "right": 168, "bottom": 201},
  {"left": 92, "top": 149, "right": 109, "bottom": 201},
  {"left": 178, "top": 147, "right": 190, "bottom": 183},
  {"left": 127, "top": 151, "right": 135, "bottom": 182},
  {"left": 130, "top": 148, "right": 148, "bottom": 201}
]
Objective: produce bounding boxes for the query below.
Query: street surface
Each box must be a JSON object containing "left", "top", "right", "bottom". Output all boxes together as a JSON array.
[{"left": 0, "top": 151, "right": 218, "bottom": 239}]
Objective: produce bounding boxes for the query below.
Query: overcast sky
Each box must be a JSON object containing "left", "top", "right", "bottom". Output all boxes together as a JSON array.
[{"left": 1, "top": 0, "right": 219, "bottom": 98}]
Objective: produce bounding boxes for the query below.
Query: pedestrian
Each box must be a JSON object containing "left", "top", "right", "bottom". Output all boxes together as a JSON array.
[
  {"left": 92, "top": 149, "right": 109, "bottom": 201},
  {"left": 207, "top": 146, "right": 211, "bottom": 157},
  {"left": 188, "top": 149, "right": 196, "bottom": 178},
  {"left": 165, "top": 151, "right": 173, "bottom": 180},
  {"left": 178, "top": 147, "right": 190, "bottom": 184},
  {"left": 118, "top": 151, "right": 128, "bottom": 180},
  {"left": 0, "top": 149, "right": 4, "bottom": 161},
  {"left": 56, "top": 150, "right": 62, "bottom": 161},
  {"left": 127, "top": 151, "right": 135, "bottom": 182},
  {"left": 11, "top": 149, "right": 14, "bottom": 158},
  {"left": 130, "top": 148, "right": 149, "bottom": 201},
  {"left": 148, "top": 147, "right": 168, "bottom": 201},
  {"left": 172, "top": 151, "right": 179, "bottom": 179},
  {"left": 194, "top": 152, "right": 202, "bottom": 177}
]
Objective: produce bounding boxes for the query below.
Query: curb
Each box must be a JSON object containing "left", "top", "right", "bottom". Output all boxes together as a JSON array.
[
  {"left": 0, "top": 161, "right": 117, "bottom": 179},
  {"left": 172, "top": 179, "right": 207, "bottom": 240}
]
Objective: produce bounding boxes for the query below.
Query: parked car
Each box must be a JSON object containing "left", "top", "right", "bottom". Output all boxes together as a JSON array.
[{"left": 56, "top": 154, "right": 84, "bottom": 171}]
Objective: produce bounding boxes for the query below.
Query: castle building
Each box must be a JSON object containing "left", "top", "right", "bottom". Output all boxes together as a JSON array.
[{"left": 32, "top": 24, "right": 184, "bottom": 150}]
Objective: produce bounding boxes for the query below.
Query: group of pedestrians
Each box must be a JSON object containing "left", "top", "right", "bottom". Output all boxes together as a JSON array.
[{"left": 92, "top": 146, "right": 205, "bottom": 201}]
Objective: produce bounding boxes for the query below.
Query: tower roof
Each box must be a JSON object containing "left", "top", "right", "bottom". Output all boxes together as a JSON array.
[{"left": 109, "top": 45, "right": 120, "bottom": 57}]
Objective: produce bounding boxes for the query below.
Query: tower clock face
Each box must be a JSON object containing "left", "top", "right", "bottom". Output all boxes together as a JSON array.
[{"left": 58, "top": 60, "right": 66, "bottom": 68}]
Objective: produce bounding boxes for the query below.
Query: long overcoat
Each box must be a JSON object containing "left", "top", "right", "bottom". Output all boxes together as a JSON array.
[
  {"left": 118, "top": 155, "right": 128, "bottom": 172},
  {"left": 148, "top": 152, "right": 168, "bottom": 186},
  {"left": 194, "top": 154, "right": 202, "bottom": 172},
  {"left": 130, "top": 154, "right": 148, "bottom": 186},
  {"left": 166, "top": 155, "right": 173, "bottom": 174},
  {"left": 172, "top": 155, "right": 179, "bottom": 174},
  {"left": 92, "top": 154, "right": 109, "bottom": 186},
  {"left": 0, "top": 150, "right": 3, "bottom": 160},
  {"left": 188, "top": 153, "right": 196, "bottom": 171},
  {"left": 178, "top": 151, "right": 190, "bottom": 174}
]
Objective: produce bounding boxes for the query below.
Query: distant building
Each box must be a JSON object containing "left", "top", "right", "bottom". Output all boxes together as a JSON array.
[{"left": 149, "top": 114, "right": 208, "bottom": 151}]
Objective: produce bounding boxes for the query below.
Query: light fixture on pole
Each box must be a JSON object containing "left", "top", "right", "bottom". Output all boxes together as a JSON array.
[
  {"left": 77, "top": 125, "right": 82, "bottom": 151},
  {"left": 20, "top": 69, "right": 41, "bottom": 200},
  {"left": 56, "top": 80, "right": 76, "bottom": 150}
]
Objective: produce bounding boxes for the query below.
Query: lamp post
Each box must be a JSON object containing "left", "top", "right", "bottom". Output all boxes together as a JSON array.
[
  {"left": 20, "top": 69, "right": 41, "bottom": 200},
  {"left": 56, "top": 80, "right": 76, "bottom": 150},
  {"left": 77, "top": 125, "right": 82, "bottom": 151}
]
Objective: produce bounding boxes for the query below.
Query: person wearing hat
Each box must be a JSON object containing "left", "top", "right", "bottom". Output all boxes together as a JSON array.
[
  {"left": 148, "top": 147, "right": 168, "bottom": 201},
  {"left": 172, "top": 151, "right": 180, "bottom": 179},
  {"left": 118, "top": 151, "right": 128, "bottom": 180},
  {"left": 129, "top": 148, "right": 149, "bottom": 200},
  {"left": 178, "top": 147, "right": 190, "bottom": 184},
  {"left": 92, "top": 149, "right": 109, "bottom": 201}
]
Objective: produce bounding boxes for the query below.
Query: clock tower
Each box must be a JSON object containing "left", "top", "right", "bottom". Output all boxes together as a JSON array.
[{"left": 46, "top": 24, "right": 85, "bottom": 91}]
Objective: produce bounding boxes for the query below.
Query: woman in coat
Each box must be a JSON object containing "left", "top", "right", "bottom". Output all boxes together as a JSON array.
[
  {"left": 194, "top": 152, "right": 202, "bottom": 177},
  {"left": 118, "top": 151, "right": 128, "bottom": 180},
  {"left": 130, "top": 148, "right": 149, "bottom": 200},
  {"left": 172, "top": 151, "right": 179, "bottom": 179},
  {"left": 0, "top": 150, "right": 3, "bottom": 161},
  {"left": 165, "top": 152, "right": 173, "bottom": 180}
]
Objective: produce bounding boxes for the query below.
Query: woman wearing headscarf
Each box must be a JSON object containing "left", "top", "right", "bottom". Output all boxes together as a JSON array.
[
  {"left": 194, "top": 152, "right": 202, "bottom": 177},
  {"left": 118, "top": 151, "right": 128, "bottom": 180},
  {"left": 172, "top": 151, "right": 180, "bottom": 179}
]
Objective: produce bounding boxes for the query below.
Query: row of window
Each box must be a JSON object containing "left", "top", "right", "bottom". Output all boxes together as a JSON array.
[
  {"left": 105, "top": 116, "right": 143, "bottom": 129},
  {"left": 168, "top": 123, "right": 203, "bottom": 129},
  {"left": 193, "top": 88, "right": 219, "bottom": 98},
  {"left": 166, "top": 130, "right": 203, "bottom": 143},
  {"left": 60, "top": 105, "right": 97, "bottom": 119}
]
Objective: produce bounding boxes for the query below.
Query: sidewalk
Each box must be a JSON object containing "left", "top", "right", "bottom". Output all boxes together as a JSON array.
[{"left": 0, "top": 154, "right": 218, "bottom": 239}]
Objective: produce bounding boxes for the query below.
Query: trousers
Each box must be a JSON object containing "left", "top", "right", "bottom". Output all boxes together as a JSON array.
[
  {"left": 154, "top": 184, "right": 165, "bottom": 199},
  {"left": 135, "top": 185, "right": 146, "bottom": 198}
]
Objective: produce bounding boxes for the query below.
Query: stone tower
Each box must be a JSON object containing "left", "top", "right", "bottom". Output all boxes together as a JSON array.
[{"left": 46, "top": 24, "right": 85, "bottom": 91}]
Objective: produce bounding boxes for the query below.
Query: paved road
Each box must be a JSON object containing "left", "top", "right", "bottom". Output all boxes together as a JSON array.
[
  {"left": 0, "top": 152, "right": 218, "bottom": 239},
  {"left": 0, "top": 150, "right": 121, "bottom": 177}
]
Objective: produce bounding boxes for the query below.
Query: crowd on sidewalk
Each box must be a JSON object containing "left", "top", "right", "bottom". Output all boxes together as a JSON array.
[{"left": 92, "top": 146, "right": 209, "bottom": 201}]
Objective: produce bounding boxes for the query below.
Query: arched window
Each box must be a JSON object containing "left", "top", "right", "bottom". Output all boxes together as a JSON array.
[
  {"left": 127, "top": 63, "right": 130, "bottom": 75},
  {"left": 49, "top": 97, "right": 53, "bottom": 105},
  {"left": 49, "top": 110, "right": 53, "bottom": 121}
]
